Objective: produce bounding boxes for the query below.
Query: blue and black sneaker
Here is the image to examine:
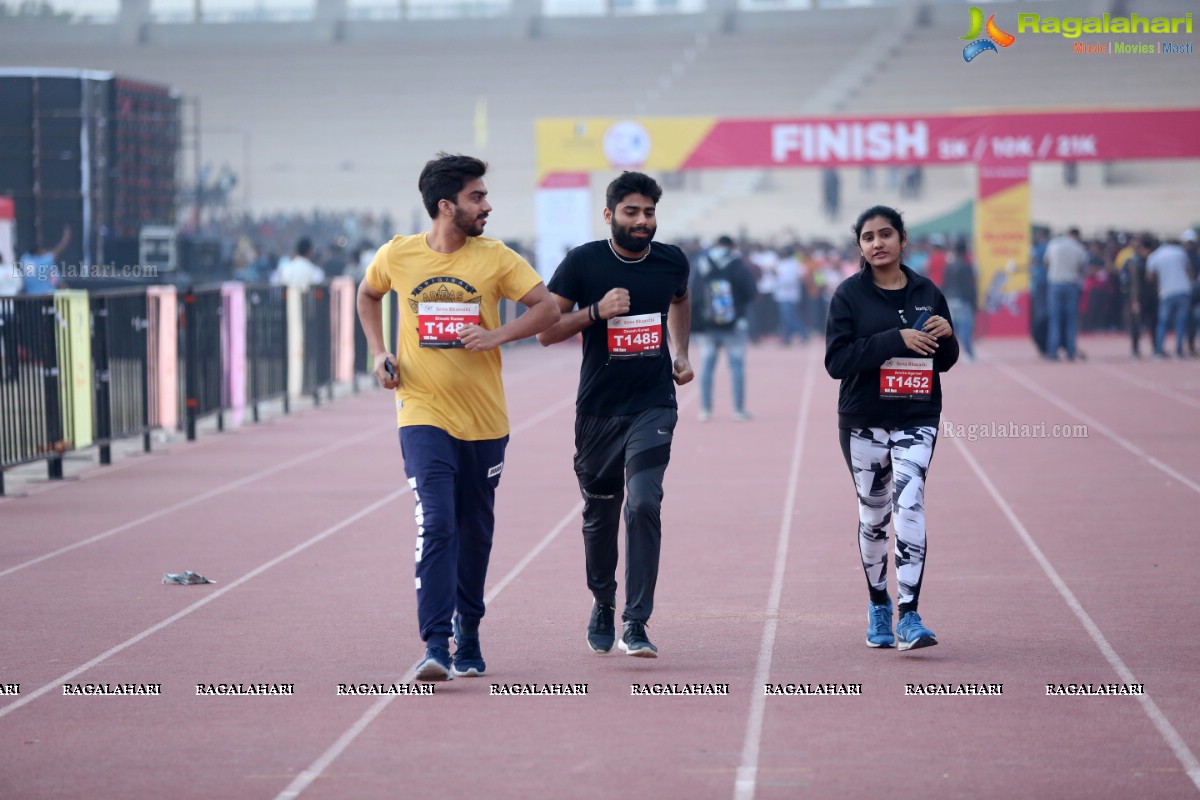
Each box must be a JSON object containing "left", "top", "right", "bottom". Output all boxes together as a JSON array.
[
  {"left": 618, "top": 619, "right": 657, "bottom": 658},
  {"left": 866, "top": 599, "right": 894, "bottom": 648},
  {"left": 587, "top": 601, "right": 616, "bottom": 654},
  {"left": 895, "top": 611, "right": 938, "bottom": 651},
  {"left": 452, "top": 616, "right": 485, "bottom": 677},
  {"left": 415, "top": 641, "right": 453, "bottom": 681}
]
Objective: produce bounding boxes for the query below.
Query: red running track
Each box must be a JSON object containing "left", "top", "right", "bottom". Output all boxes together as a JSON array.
[{"left": 0, "top": 333, "right": 1197, "bottom": 799}]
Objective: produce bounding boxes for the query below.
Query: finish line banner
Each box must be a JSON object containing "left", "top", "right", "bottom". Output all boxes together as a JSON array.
[
  {"left": 535, "top": 109, "right": 1200, "bottom": 336},
  {"left": 536, "top": 109, "right": 1200, "bottom": 177}
]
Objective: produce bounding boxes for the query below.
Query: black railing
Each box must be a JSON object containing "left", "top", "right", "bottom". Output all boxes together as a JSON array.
[
  {"left": 2, "top": 279, "right": 378, "bottom": 494},
  {"left": 90, "top": 289, "right": 151, "bottom": 464},
  {"left": 352, "top": 301, "right": 368, "bottom": 393},
  {"left": 246, "top": 284, "right": 288, "bottom": 422},
  {"left": 300, "top": 285, "right": 333, "bottom": 405},
  {"left": 0, "top": 295, "right": 65, "bottom": 493},
  {"left": 180, "top": 286, "right": 225, "bottom": 441}
]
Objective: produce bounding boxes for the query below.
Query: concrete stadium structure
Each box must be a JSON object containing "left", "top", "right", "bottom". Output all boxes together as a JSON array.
[{"left": 2, "top": 0, "right": 1197, "bottom": 244}]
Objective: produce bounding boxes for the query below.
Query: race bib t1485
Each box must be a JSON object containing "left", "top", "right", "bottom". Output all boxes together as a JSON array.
[{"left": 607, "top": 312, "right": 663, "bottom": 358}]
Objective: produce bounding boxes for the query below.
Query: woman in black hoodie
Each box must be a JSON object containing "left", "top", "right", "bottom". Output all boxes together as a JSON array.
[{"left": 825, "top": 205, "right": 959, "bottom": 651}]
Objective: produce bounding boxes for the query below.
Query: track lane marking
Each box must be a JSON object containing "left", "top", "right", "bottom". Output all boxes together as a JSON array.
[
  {"left": 994, "top": 361, "right": 1200, "bottom": 496},
  {"left": 952, "top": 435, "right": 1200, "bottom": 792},
  {"left": 734, "top": 352, "right": 817, "bottom": 800}
]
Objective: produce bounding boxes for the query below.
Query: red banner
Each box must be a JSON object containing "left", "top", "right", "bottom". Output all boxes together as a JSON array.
[{"left": 680, "top": 109, "right": 1200, "bottom": 169}]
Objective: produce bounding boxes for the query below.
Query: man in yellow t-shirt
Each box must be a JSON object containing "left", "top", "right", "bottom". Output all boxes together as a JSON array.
[{"left": 357, "top": 153, "right": 559, "bottom": 681}]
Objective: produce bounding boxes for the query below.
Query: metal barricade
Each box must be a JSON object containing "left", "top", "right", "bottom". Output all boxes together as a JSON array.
[
  {"left": 0, "top": 295, "right": 65, "bottom": 493},
  {"left": 300, "top": 285, "right": 333, "bottom": 405},
  {"left": 90, "top": 289, "right": 151, "bottom": 465},
  {"left": 180, "top": 286, "right": 225, "bottom": 441},
  {"left": 352, "top": 301, "right": 369, "bottom": 393},
  {"left": 330, "top": 277, "right": 356, "bottom": 389},
  {"left": 246, "top": 284, "right": 288, "bottom": 423},
  {"left": 146, "top": 286, "right": 179, "bottom": 434}
]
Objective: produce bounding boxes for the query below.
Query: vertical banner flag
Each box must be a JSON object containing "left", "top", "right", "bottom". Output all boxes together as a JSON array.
[
  {"left": 974, "top": 163, "right": 1031, "bottom": 336},
  {"left": 534, "top": 172, "right": 591, "bottom": 282}
]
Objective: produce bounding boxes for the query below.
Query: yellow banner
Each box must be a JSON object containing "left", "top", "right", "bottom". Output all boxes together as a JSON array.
[
  {"left": 973, "top": 173, "right": 1031, "bottom": 335},
  {"left": 536, "top": 117, "right": 716, "bottom": 182},
  {"left": 54, "top": 290, "right": 94, "bottom": 449}
]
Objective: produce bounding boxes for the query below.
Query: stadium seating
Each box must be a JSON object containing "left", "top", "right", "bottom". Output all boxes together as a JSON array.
[{"left": 1, "top": 0, "right": 1197, "bottom": 243}]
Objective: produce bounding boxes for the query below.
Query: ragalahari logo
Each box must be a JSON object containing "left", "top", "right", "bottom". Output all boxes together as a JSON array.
[{"left": 961, "top": 7, "right": 1016, "bottom": 62}]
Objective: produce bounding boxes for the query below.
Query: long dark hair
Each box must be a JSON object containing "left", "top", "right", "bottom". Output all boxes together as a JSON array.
[{"left": 852, "top": 205, "right": 907, "bottom": 268}]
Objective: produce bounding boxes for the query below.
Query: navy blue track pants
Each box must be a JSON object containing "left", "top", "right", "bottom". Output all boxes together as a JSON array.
[{"left": 400, "top": 426, "right": 507, "bottom": 643}]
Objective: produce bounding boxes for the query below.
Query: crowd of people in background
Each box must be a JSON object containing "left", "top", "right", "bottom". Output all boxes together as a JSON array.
[
  {"left": 4, "top": 206, "right": 1198, "bottom": 362},
  {"left": 680, "top": 225, "right": 1199, "bottom": 363},
  {"left": 1030, "top": 226, "right": 1200, "bottom": 360},
  {"left": 673, "top": 233, "right": 976, "bottom": 357},
  {"left": 181, "top": 209, "right": 399, "bottom": 286},
  {"left": 151, "top": 216, "right": 1200, "bottom": 365}
]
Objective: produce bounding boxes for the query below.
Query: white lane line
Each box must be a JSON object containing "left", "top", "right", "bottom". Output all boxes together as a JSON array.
[
  {"left": 1092, "top": 362, "right": 1200, "bottom": 412},
  {"left": 0, "top": 427, "right": 383, "bottom": 579},
  {"left": 734, "top": 352, "right": 817, "bottom": 800},
  {"left": 951, "top": 436, "right": 1200, "bottom": 793},
  {"left": 273, "top": 500, "right": 585, "bottom": 800},
  {"left": 0, "top": 436, "right": 219, "bottom": 507},
  {"left": 275, "top": 360, "right": 686, "bottom": 799},
  {"left": 509, "top": 394, "right": 576, "bottom": 434},
  {"left": 0, "top": 386, "right": 577, "bottom": 718},
  {"left": 0, "top": 346, "right": 575, "bottom": 545},
  {"left": 994, "top": 360, "right": 1200, "bottom": 496},
  {"left": 0, "top": 488, "right": 408, "bottom": 720}
]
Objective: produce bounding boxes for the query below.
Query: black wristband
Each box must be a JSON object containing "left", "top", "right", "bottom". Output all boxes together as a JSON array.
[{"left": 591, "top": 301, "right": 601, "bottom": 322}]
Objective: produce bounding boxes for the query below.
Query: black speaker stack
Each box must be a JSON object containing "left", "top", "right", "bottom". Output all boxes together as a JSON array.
[{"left": 0, "top": 70, "right": 180, "bottom": 271}]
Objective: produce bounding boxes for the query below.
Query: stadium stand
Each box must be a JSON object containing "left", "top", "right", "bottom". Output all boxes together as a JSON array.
[{"left": 1, "top": 0, "right": 1197, "bottom": 243}]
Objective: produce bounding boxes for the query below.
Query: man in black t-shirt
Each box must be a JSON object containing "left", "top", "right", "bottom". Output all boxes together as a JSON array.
[
  {"left": 537, "top": 171, "right": 692, "bottom": 659},
  {"left": 691, "top": 235, "right": 758, "bottom": 421}
]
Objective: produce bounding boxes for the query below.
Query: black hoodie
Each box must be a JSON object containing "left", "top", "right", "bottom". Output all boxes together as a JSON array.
[{"left": 824, "top": 264, "right": 959, "bottom": 429}]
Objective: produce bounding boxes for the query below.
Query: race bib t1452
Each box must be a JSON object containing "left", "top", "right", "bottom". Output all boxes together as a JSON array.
[{"left": 879, "top": 356, "right": 932, "bottom": 400}]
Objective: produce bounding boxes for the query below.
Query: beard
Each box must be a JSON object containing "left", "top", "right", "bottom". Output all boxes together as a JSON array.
[
  {"left": 610, "top": 220, "right": 655, "bottom": 254},
  {"left": 454, "top": 205, "right": 487, "bottom": 237}
]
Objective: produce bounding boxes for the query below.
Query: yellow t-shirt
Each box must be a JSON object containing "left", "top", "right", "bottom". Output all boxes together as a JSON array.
[{"left": 365, "top": 233, "right": 543, "bottom": 440}]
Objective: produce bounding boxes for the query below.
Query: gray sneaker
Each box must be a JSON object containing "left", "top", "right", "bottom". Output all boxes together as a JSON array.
[{"left": 618, "top": 620, "right": 657, "bottom": 658}]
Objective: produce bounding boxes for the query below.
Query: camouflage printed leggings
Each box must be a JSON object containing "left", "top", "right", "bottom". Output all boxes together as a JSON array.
[{"left": 839, "top": 426, "right": 938, "bottom": 617}]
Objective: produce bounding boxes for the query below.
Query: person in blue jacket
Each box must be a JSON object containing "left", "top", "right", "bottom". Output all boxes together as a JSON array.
[{"left": 825, "top": 205, "right": 959, "bottom": 651}]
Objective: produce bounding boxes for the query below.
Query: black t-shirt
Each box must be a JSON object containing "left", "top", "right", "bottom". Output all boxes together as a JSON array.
[
  {"left": 878, "top": 286, "right": 906, "bottom": 316},
  {"left": 547, "top": 240, "right": 690, "bottom": 417}
]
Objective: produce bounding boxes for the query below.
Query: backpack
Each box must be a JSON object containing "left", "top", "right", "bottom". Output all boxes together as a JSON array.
[{"left": 693, "top": 254, "right": 737, "bottom": 326}]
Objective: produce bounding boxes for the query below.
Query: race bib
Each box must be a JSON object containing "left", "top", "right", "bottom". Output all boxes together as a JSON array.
[
  {"left": 417, "top": 302, "right": 480, "bottom": 348},
  {"left": 879, "top": 357, "right": 932, "bottom": 400},
  {"left": 607, "top": 312, "right": 663, "bottom": 358}
]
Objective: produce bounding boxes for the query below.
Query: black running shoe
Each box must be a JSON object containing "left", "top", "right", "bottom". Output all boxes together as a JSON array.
[
  {"left": 618, "top": 619, "right": 657, "bottom": 658},
  {"left": 587, "top": 601, "right": 616, "bottom": 653},
  {"left": 452, "top": 616, "right": 485, "bottom": 677}
]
